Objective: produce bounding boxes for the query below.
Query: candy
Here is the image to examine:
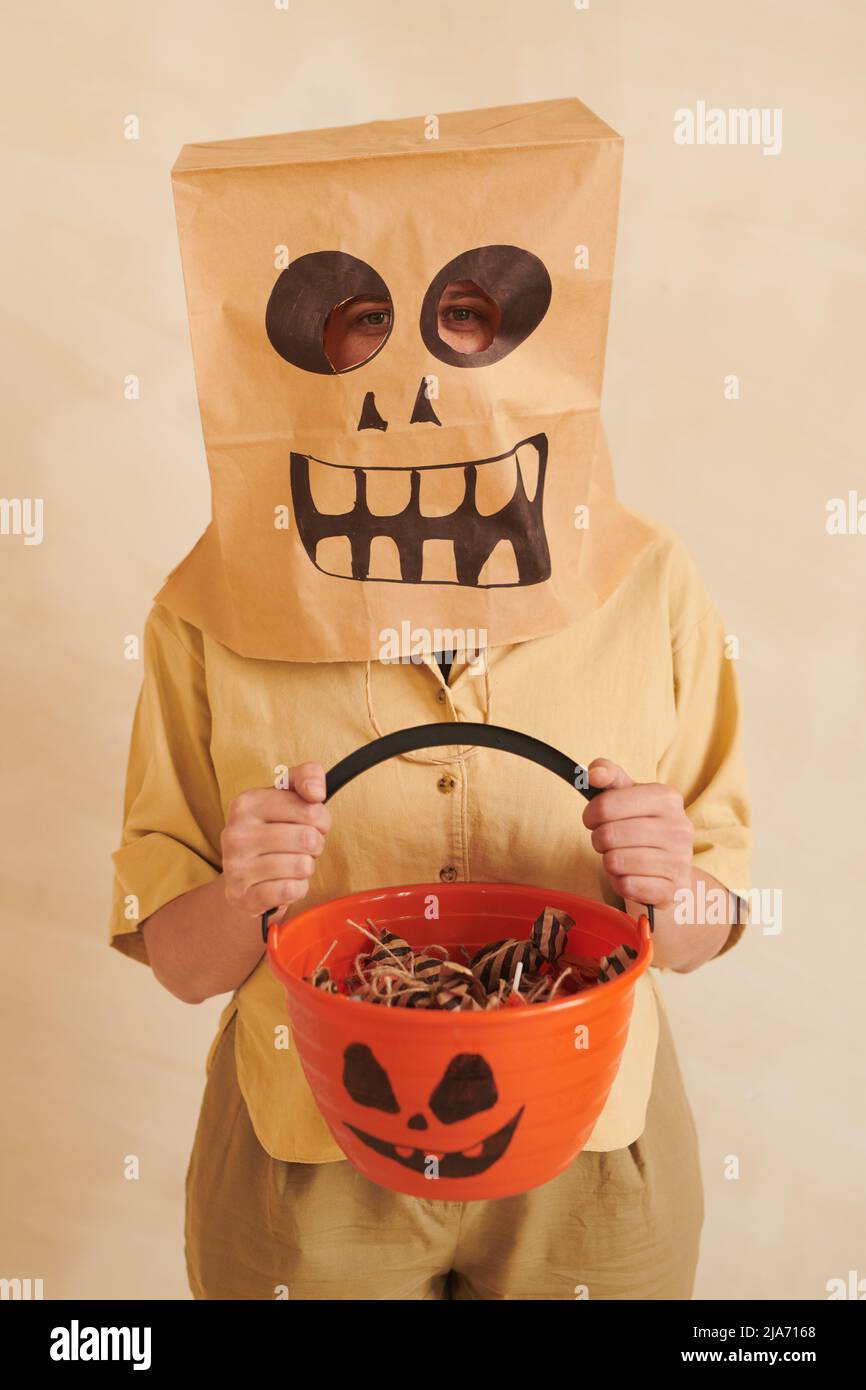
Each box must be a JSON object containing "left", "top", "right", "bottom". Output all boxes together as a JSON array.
[
  {"left": 530, "top": 906, "right": 575, "bottom": 963},
  {"left": 598, "top": 943, "right": 639, "bottom": 983},
  {"left": 469, "top": 938, "right": 543, "bottom": 991},
  {"left": 303, "top": 908, "right": 640, "bottom": 1010}
]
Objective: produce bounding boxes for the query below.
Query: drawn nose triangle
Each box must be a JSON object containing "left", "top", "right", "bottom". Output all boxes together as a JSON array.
[
  {"left": 410, "top": 378, "right": 441, "bottom": 426},
  {"left": 407, "top": 1112, "right": 428, "bottom": 1131},
  {"left": 357, "top": 391, "right": 388, "bottom": 431}
]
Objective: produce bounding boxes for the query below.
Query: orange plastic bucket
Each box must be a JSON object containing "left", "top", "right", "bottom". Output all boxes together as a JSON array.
[{"left": 265, "top": 723, "right": 653, "bottom": 1201}]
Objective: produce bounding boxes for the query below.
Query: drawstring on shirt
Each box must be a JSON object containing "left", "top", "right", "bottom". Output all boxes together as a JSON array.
[{"left": 364, "top": 651, "right": 493, "bottom": 762}]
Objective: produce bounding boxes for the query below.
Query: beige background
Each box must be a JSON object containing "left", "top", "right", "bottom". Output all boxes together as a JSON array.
[{"left": 2, "top": 0, "right": 864, "bottom": 1300}]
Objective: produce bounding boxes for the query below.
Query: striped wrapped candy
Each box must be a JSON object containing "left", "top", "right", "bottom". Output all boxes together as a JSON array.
[
  {"left": 366, "top": 929, "right": 413, "bottom": 966},
  {"left": 530, "top": 906, "right": 576, "bottom": 963},
  {"left": 597, "top": 943, "right": 639, "bottom": 983},
  {"left": 469, "top": 937, "right": 543, "bottom": 992},
  {"left": 434, "top": 982, "right": 477, "bottom": 1011},
  {"left": 439, "top": 963, "right": 488, "bottom": 1007},
  {"left": 413, "top": 953, "right": 445, "bottom": 984},
  {"left": 393, "top": 985, "right": 435, "bottom": 1009},
  {"left": 307, "top": 965, "right": 338, "bottom": 994}
]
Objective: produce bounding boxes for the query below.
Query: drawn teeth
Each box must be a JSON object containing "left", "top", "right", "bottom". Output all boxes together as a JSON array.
[
  {"left": 421, "top": 538, "right": 458, "bottom": 583},
  {"left": 308, "top": 460, "right": 356, "bottom": 515},
  {"left": 367, "top": 536, "right": 402, "bottom": 579},
  {"left": 418, "top": 465, "right": 466, "bottom": 517},
  {"left": 516, "top": 443, "right": 540, "bottom": 502},
  {"left": 365, "top": 468, "right": 413, "bottom": 516},
  {"left": 299, "top": 437, "right": 546, "bottom": 587},
  {"left": 474, "top": 453, "right": 517, "bottom": 516},
  {"left": 477, "top": 539, "right": 520, "bottom": 586},
  {"left": 315, "top": 535, "right": 353, "bottom": 577},
  {"left": 395, "top": 1145, "right": 415, "bottom": 1158}
]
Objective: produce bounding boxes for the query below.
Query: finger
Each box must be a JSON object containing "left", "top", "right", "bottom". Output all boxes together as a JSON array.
[
  {"left": 234, "top": 788, "right": 332, "bottom": 830},
  {"left": 601, "top": 847, "right": 680, "bottom": 883},
  {"left": 243, "top": 876, "right": 311, "bottom": 915},
  {"left": 590, "top": 816, "right": 693, "bottom": 855},
  {"left": 583, "top": 783, "right": 682, "bottom": 830},
  {"left": 606, "top": 875, "right": 676, "bottom": 909},
  {"left": 222, "top": 819, "right": 327, "bottom": 861},
  {"left": 289, "top": 762, "right": 327, "bottom": 802},
  {"left": 245, "top": 852, "right": 320, "bottom": 884},
  {"left": 249, "top": 823, "right": 327, "bottom": 858},
  {"left": 586, "top": 758, "right": 634, "bottom": 792}
]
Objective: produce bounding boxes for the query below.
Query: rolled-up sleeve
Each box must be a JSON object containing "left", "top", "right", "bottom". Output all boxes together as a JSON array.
[
  {"left": 109, "top": 605, "right": 223, "bottom": 966},
  {"left": 656, "top": 600, "right": 752, "bottom": 959}
]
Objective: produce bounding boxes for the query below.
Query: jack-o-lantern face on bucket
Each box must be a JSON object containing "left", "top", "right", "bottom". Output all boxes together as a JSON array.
[
  {"left": 158, "top": 99, "right": 655, "bottom": 662},
  {"left": 341, "top": 1043, "right": 524, "bottom": 1179}
]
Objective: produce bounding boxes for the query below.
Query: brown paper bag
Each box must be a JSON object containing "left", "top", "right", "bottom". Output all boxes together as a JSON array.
[{"left": 158, "top": 98, "right": 655, "bottom": 662}]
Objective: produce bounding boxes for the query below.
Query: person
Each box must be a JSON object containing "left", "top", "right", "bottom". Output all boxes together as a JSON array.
[{"left": 109, "top": 98, "right": 751, "bottom": 1300}]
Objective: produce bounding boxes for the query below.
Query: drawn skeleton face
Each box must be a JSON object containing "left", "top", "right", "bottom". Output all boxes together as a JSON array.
[
  {"left": 163, "top": 101, "right": 629, "bottom": 662},
  {"left": 265, "top": 245, "right": 552, "bottom": 588}
]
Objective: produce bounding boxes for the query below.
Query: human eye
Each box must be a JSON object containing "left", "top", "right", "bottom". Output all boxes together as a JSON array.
[
  {"left": 443, "top": 305, "right": 479, "bottom": 323},
  {"left": 355, "top": 307, "right": 392, "bottom": 331}
]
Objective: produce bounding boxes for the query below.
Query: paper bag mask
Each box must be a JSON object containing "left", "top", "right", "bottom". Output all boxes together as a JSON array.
[{"left": 158, "top": 98, "right": 655, "bottom": 662}]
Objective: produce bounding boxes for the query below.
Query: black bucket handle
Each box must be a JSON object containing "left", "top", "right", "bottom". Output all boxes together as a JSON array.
[{"left": 261, "top": 722, "right": 655, "bottom": 941}]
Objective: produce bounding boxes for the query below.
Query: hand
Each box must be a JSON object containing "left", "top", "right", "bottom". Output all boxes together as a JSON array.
[
  {"left": 582, "top": 759, "right": 694, "bottom": 911},
  {"left": 221, "top": 762, "right": 332, "bottom": 920}
]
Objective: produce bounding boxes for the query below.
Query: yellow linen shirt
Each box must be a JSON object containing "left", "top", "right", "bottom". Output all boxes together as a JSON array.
[{"left": 109, "top": 519, "right": 751, "bottom": 1159}]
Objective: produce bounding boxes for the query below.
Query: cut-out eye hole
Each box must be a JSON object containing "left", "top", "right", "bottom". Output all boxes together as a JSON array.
[
  {"left": 266, "top": 251, "right": 393, "bottom": 375},
  {"left": 436, "top": 280, "right": 501, "bottom": 356},
  {"left": 323, "top": 295, "right": 392, "bottom": 373},
  {"left": 428, "top": 1054, "right": 498, "bottom": 1124},
  {"left": 420, "top": 246, "right": 551, "bottom": 368},
  {"left": 342, "top": 1043, "right": 400, "bottom": 1113}
]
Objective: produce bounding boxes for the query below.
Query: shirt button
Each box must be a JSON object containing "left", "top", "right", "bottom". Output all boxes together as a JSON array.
[
  {"left": 437, "top": 775, "right": 457, "bottom": 794},
  {"left": 435, "top": 689, "right": 447, "bottom": 704},
  {"left": 439, "top": 865, "right": 458, "bottom": 882}
]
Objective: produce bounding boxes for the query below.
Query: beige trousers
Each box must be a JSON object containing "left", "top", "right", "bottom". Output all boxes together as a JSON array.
[{"left": 184, "top": 1002, "right": 704, "bottom": 1300}]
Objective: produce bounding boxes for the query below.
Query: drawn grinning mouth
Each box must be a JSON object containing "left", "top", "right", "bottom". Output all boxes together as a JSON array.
[
  {"left": 344, "top": 1106, "right": 524, "bottom": 1178},
  {"left": 290, "top": 433, "right": 549, "bottom": 586}
]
